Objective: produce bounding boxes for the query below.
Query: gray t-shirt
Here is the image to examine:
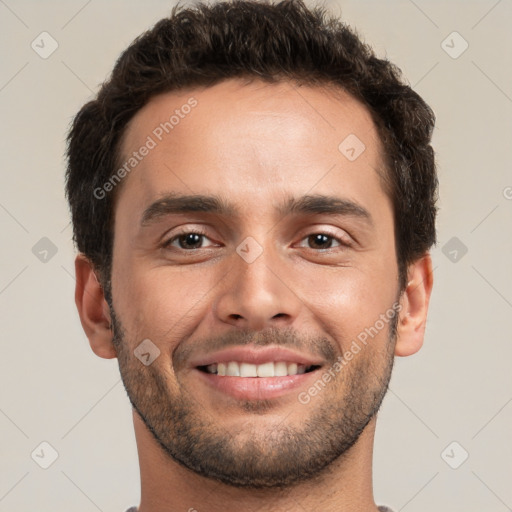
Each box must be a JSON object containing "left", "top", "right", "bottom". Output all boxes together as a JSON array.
[{"left": 125, "top": 506, "right": 395, "bottom": 511}]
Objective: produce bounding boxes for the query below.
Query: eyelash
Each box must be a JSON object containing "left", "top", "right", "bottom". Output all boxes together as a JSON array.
[{"left": 162, "top": 229, "right": 351, "bottom": 251}]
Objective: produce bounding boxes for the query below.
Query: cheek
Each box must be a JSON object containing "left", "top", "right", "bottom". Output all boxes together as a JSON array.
[
  {"left": 113, "top": 261, "right": 219, "bottom": 344},
  {"left": 293, "top": 262, "right": 398, "bottom": 349}
]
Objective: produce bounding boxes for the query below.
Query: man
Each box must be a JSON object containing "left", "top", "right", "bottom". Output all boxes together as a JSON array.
[{"left": 65, "top": 0, "right": 437, "bottom": 510}]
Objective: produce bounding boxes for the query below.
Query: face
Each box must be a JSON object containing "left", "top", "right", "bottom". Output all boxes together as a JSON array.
[{"left": 109, "top": 79, "right": 401, "bottom": 488}]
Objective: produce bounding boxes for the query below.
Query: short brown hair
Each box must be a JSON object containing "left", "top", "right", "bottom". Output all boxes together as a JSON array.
[{"left": 65, "top": 0, "right": 437, "bottom": 299}]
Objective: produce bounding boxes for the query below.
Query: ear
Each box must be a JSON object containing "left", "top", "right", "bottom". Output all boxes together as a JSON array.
[
  {"left": 395, "top": 253, "right": 434, "bottom": 357},
  {"left": 74, "top": 254, "right": 117, "bottom": 359}
]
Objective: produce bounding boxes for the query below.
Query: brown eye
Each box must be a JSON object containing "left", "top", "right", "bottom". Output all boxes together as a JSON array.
[
  {"left": 307, "top": 233, "right": 337, "bottom": 249},
  {"left": 176, "top": 233, "right": 204, "bottom": 249},
  {"left": 163, "top": 231, "right": 214, "bottom": 250}
]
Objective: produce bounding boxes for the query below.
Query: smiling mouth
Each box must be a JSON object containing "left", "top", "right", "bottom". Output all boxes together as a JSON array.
[{"left": 197, "top": 361, "right": 322, "bottom": 377}]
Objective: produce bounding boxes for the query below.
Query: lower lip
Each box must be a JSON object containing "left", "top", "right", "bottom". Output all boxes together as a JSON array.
[{"left": 193, "top": 367, "right": 321, "bottom": 401}]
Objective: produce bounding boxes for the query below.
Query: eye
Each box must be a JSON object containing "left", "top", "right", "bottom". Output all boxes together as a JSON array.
[
  {"left": 297, "top": 232, "right": 349, "bottom": 250},
  {"left": 163, "top": 230, "right": 217, "bottom": 250}
]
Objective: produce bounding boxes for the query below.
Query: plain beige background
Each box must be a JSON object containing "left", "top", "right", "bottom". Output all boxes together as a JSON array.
[{"left": 1, "top": 0, "right": 511, "bottom": 511}]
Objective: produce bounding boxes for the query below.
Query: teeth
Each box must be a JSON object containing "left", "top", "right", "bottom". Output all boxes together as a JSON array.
[
  {"left": 226, "top": 362, "right": 240, "bottom": 376},
  {"left": 287, "top": 363, "right": 298, "bottom": 375},
  {"left": 274, "top": 361, "right": 288, "bottom": 376},
  {"left": 240, "top": 362, "right": 258, "bottom": 377},
  {"left": 257, "top": 362, "right": 274, "bottom": 377},
  {"left": 204, "top": 361, "right": 313, "bottom": 377}
]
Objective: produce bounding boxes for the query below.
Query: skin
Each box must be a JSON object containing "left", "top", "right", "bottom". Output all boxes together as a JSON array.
[{"left": 74, "top": 78, "right": 433, "bottom": 512}]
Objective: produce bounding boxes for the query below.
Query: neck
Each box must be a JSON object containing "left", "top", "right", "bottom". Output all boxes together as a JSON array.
[{"left": 133, "top": 410, "right": 381, "bottom": 512}]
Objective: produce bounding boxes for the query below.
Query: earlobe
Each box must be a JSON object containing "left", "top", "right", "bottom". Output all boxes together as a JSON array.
[
  {"left": 74, "top": 254, "right": 117, "bottom": 359},
  {"left": 395, "top": 254, "right": 434, "bottom": 357}
]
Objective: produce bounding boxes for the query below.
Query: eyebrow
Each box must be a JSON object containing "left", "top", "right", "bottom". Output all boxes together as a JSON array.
[
  {"left": 281, "top": 195, "right": 373, "bottom": 225},
  {"left": 140, "top": 193, "right": 373, "bottom": 227},
  {"left": 141, "top": 194, "right": 237, "bottom": 226}
]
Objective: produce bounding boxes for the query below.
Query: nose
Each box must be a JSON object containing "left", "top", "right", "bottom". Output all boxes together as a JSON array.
[{"left": 213, "top": 242, "right": 303, "bottom": 331}]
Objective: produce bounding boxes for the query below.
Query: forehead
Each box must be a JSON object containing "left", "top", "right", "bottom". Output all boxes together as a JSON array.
[{"left": 115, "top": 78, "right": 388, "bottom": 220}]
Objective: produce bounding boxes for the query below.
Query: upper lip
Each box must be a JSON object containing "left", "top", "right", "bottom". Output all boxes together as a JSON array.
[{"left": 190, "top": 345, "right": 325, "bottom": 368}]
